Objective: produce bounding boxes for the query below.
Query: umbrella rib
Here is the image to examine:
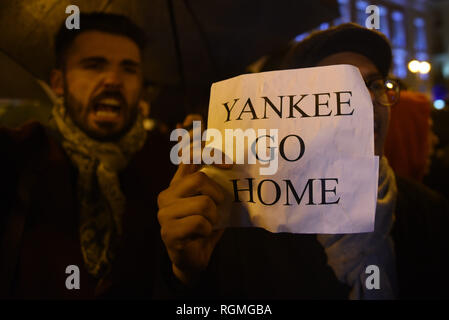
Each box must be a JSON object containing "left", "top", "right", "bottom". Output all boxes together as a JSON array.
[
  {"left": 166, "top": 0, "right": 185, "bottom": 88},
  {"left": 100, "top": 0, "right": 114, "bottom": 11},
  {"left": 183, "top": 0, "right": 218, "bottom": 80}
]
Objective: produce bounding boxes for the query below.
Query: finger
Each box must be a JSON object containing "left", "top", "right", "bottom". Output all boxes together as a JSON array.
[
  {"left": 209, "top": 229, "right": 225, "bottom": 247},
  {"left": 170, "top": 163, "right": 201, "bottom": 186},
  {"left": 158, "top": 195, "right": 219, "bottom": 226},
  {"left": 214, "top": 163, "right": 233, "bottom": 169},
  {"left": 183, "top": 114, "right": 203, "bottom": 128},
  {"left": 161, "top": 214, "right": 213, "bottom": 244},
  {"left": 188, "top": 138, "right": 206, "bottom": 165},
  {"left": 160, "top": 170, "right": 224, "bottom": 207},
  {"left": 201, "top": 147, "right": 234, "bottom": 168},
  {"left": 169, "top": 171, "right": 225, "bottom": 204}
]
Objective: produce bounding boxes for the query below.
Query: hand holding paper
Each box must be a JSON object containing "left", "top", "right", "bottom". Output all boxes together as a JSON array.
[{"left": 157, "top": 163, "right": 226, "bottom": 284}]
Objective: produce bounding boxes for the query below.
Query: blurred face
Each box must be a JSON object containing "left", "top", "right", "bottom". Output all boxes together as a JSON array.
[
  {"left": 52, "top": 31, "right": 143, "bottom": 141},
  {"left": 317, "top": 52, "right": 390, "bottom": 157}
]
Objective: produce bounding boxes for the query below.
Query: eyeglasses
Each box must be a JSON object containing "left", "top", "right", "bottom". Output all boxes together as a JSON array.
[{"left": 365, "top": 78, "right": 400, "bottom": 107}]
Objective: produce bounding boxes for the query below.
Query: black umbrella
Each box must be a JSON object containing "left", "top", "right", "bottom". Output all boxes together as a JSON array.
[
  {"left": 0, "top": 50, "right": 52, "bottom": 102},
  {"left": 0, "top": 0, "right": 340, "bottom": 124}
]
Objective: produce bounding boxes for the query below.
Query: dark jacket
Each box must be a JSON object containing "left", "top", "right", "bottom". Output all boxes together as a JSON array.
[
  {"left": 392, "top": 176, "right": 449, "bottom": 299},
  {"left": 2, "top": 121, "right": 448, "bottom": 299},
  {"left": 0, "top": 121, "right": 351, "bottom": 299},
  {"left": 0, "top": 121, "right": 174, "bottom": 298},
  {"left": 172, "top": 228, "right": 352, "bottom": 299},
  {"left": 171, "top": 176, "right": 449, "bottom": 300},
  {"left": 2, "top": 121, "right": 448, "bottom": 300}
]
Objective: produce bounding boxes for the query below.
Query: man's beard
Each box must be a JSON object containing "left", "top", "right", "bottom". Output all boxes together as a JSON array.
[{"left": 63, "top": 83, "right": 139, "bottom": 142}]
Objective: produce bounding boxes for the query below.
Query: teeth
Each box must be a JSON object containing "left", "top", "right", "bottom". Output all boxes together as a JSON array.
[
  {"left": 96, "top": 110, "right": 119, "bottom": 117},
  {"left": 98, "top": 98, "right": 120, "bottom": 106}
]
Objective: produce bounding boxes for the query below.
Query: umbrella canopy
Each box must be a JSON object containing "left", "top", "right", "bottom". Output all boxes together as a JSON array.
[
  {"left": 0, "top": 50, "right": 51, "bottom": 102},
  {"left": 0, "top": 0, "right": 340, "bottom": 124},
  {"left": 0, "top": 50, "right": 53, "bottom": 128}
]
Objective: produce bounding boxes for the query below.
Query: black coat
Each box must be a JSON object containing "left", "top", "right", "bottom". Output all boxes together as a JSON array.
[
  {"left": 0, "top": 121, "right": 350, "bottom": 299},
  {"left": 3, "top": 121, "right": 446, "bottom": 299},
  {"left": 393, "top": 176, "right": 449, "bottom": 299},
  {"left": 0, "top": 121, "right": 174, "bottom": 298}
]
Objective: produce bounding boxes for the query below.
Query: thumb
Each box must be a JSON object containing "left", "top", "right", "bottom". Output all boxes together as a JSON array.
[{"left": 170, "top": 163, "right": 201, "bottom": 186}]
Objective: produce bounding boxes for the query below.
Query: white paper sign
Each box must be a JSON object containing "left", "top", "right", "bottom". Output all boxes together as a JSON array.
[{"left": 201, "top": 65, "right": 379, "bottom": 234}]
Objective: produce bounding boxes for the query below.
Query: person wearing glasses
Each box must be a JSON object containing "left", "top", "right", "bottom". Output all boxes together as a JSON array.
[
  {"left": 266, "top": 23, "right": 401, "bottom": 299},
  {"left": 157, "top": 23, "right": 448, "bottom": 299},
  {"left": 262, "top": 23, "right": 448, "bottom": 299}
]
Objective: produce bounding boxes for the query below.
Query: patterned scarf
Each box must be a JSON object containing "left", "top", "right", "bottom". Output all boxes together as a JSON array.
[
  {"left": 50, "top": 100, "right": 147, "bottom": 279},
  {"left": 317, "top": 156, "right": 398, "bottom": 299}
]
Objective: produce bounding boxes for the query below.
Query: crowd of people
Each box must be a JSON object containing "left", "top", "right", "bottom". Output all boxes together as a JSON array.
[{"left": 1, "top": 13, "right": 448, "bottom": 299}]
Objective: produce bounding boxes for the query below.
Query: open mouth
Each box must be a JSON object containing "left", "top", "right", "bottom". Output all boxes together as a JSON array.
[{"left": 92, "top": 98, "right": 122, "bottom": 120}]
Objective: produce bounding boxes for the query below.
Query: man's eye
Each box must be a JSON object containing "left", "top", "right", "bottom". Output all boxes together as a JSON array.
[
  {"left": 84, "top": 63, "right": 103, "bottom": 70},
  {"left": 124, "top": 66, "right": 138, "bottom": 74}
]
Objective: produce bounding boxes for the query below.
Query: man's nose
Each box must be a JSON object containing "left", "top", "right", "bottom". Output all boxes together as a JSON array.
[{"left": 103, "top": 69, "right": 123, "bottom": 89}]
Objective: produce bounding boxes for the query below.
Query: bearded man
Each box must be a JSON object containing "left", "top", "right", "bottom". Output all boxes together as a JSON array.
[{"left": 0, "top": 13, "right": 174, "bottom": 298}]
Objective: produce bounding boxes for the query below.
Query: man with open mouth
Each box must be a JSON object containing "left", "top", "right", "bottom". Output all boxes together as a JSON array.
[{"left": 0, "top": 12, "right": 175, "bottom": 298}]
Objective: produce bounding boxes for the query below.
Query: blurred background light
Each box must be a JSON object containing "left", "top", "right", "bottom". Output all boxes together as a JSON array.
[
  {"left": 408, "top": 60, "right": 431, "bottom": 74},
  {"left": 408, "top": 60, "right": 420, "bottom": 73},
  {"left": 434, "top": 99, "right": 445, "bottom": 110},
  {"left": 419, "top": 61, "right": 431, "bottom": 74}
]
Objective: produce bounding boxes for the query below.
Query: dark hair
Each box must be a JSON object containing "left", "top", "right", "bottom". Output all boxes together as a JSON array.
[{"left": 54, "top": 12, "right": 147, "bottom": 68}]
